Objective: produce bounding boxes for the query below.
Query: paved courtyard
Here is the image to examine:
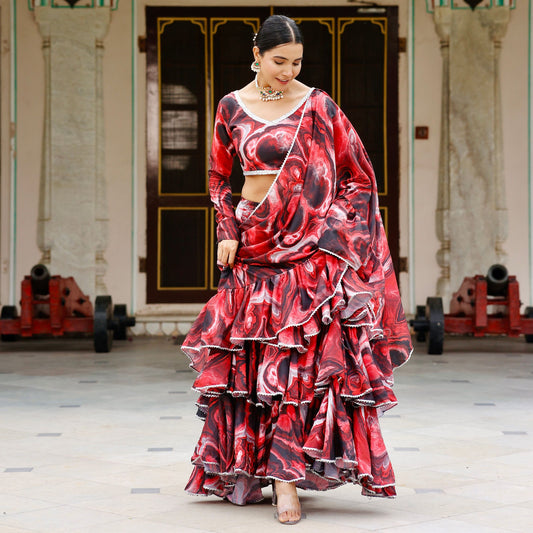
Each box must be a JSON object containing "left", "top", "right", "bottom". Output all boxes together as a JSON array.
[{"left": 0, "top": 334, "right": 532, "bottom": 532}]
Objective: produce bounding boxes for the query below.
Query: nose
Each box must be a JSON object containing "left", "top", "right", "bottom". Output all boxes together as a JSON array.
[{"left": 282, "top": 66, "right": 294, "bottom": 79}]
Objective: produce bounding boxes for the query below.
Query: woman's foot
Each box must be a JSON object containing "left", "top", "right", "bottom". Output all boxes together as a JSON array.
[{"left": 273, "top": 480, "right": 301, "bottom": 525}]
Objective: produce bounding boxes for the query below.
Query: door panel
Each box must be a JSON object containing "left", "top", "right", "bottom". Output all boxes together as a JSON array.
[
  {"left": 339, "top": 18, "right": 387, "bottom": 193},
  {"left": 158, "top": 19, "right": 207, "bottom": 196},
  {"left": 159, "top": 207, "right": 208, "bottom": 289},
  {"left": 146, "top": 8, "right": 268, "bottom": 303},
  {"left": 290, "top": 18, "right": 335, "bottom": 97}
]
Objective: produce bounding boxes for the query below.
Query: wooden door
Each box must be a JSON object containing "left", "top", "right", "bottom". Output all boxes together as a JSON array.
[{"left": 146, "top": 5, "right": 399, "bottom": 304}]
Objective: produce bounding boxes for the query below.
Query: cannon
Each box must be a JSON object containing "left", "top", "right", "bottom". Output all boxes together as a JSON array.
[
  {"left": 0, "top": 264, "right": 135, "bottom": 353},
  {"left": 411, "top": 264, "right": 533, "bottom": 354}
]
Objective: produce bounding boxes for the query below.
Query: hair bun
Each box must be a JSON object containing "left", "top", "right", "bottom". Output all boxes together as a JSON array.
[{"left": 254, "top": 15, "right": 303, "bottom": 54}]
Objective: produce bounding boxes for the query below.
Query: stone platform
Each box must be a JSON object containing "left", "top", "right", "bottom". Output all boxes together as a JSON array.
[{"left": 0, "top": 335, "right": 532, "bottom": 532}]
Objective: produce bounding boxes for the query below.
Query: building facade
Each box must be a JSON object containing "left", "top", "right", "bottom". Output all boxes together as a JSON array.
[{"left": 0, "top": 0, "right": 530, "bottom": 335}]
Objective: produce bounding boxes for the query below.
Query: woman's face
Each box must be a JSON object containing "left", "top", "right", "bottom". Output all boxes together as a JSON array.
[{"left": 254, "top": 42, "right": 303, "bottom": 92}]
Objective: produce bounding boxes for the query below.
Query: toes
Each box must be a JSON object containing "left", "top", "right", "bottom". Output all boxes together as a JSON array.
[{"left": 277, "top": 507, "right": 301, "bottom": 523}]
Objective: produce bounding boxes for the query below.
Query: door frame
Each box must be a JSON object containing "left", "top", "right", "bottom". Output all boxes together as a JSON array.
[{"left": 145, "top": 5, "right": 400, "bottom": 304}]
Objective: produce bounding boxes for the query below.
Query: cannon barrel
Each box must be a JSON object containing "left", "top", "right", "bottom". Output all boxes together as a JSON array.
[
  {"left": 486, "top": 264, "right": 508, "bottom": 297},
  {"left": 30, "top": 264, "right": 50, "bottom": 296}
]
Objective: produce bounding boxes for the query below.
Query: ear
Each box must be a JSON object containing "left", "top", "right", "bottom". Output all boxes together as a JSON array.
[{"left": 252, "top": 46, "right": 261, "bottom": 62}]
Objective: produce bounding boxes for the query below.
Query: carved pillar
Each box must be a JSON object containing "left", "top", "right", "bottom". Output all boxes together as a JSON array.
[
  {"left": 433, "top": 6, "right": 510, "bottom": 307},
  {"left": 35, "top": 7, "right": 111, "bottom": 298}
]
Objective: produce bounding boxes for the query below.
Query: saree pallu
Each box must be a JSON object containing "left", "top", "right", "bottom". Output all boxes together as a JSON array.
[{"left": 182, "top": 90, "right": 412, "bottom": 505}]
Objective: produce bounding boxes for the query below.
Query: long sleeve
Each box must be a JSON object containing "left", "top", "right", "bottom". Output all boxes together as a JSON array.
[{"left": 209, "top": 98, "right": 240, "bottom": 242}]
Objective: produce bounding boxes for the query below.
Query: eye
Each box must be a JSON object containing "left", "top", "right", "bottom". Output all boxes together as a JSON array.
[{"left": 275, "top": 61, "right": 284, "bottom": 65}]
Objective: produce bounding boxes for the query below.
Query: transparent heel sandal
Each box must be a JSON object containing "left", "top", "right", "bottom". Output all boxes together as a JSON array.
[{"left": 272, "top": 481, "right": 302, "bottom": 525}]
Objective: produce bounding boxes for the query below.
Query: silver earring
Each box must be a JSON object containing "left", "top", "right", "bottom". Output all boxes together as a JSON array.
[{"left": 251, "top": 61, "right": 260, "bottom": 73}]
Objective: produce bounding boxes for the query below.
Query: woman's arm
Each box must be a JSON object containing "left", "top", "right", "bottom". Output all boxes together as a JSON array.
[{"left": 209, "top": 98, "right": 240, "bottom": 267}]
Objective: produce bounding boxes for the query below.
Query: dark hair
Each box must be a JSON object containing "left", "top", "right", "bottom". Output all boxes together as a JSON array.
[{"left": 254, "top": 15, "right": 303, "bottom": 54}]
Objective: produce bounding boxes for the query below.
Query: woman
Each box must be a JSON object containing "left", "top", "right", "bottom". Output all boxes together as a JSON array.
[{"left": 182, "top": 14, "right": 412, "bottom": 525}]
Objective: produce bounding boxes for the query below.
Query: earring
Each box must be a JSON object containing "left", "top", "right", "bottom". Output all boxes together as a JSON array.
[{"left": 251, "top": 61, "right": 260, "bottom": 73}]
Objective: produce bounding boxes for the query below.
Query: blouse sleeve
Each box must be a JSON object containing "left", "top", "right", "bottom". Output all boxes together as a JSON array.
[{"left": 209, "top": 98, "right": 240, "bottom": 242}]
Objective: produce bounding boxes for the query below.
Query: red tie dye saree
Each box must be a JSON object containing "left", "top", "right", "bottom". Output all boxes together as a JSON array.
[{"left": 182, "top": 89, "right": 412, "bottom": 505}]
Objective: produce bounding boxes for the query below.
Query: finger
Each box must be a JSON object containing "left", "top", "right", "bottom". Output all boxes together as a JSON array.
[
  {"left": 231, "top": 243, "right": 239, "bottom": 268},
  {"left": 220, "top": 254, "right": 228, "bottom": 266},
  {"left": 228, "top": 249, "right": 236, "bottom": 268},
  {"left": 217, "top": 244, "right": 227, "bottom": 265}
]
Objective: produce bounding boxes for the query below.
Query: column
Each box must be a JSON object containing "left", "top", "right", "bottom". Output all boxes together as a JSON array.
[
  {"left": 35, "top": 6, "right": 111, "bottom": 299},
  {"left": 433, "top": 6, "right": 510, "bottom": 307}
]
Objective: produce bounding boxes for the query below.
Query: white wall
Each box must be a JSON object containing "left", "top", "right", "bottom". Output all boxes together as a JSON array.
[
  {"left": 412, "top": 0, "right": 443, "bottom": 309},
  {"left": 500, "top": 1, "right": 530, "bottom": 304},
  {"left": 0, "top": 0, "right": 13, "bottom": 304},
  {"left": 104, "top": 2, "right": 135, "bottom": 307}
]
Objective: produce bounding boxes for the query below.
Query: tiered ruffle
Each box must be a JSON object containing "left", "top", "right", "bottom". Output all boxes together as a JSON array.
[{"left": 182, "top": 251, "right": 411, "bottom": 504}]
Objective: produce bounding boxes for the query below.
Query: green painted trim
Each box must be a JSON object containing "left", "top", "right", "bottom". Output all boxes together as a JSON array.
[
  {"left": 28, "top": 0, "right": 119, "bottom": 10},
  {"left": 131, "top": 0, "right": 137, "bottom": 313},
  {"left": 426, "top": 0, "right": 516, "bottom": 13},
  {"left": 527, "top": 0, "right": 533, "bottom": 305},
  {"left": 10, "top": 0, "right": 18, "bottom": 304}
]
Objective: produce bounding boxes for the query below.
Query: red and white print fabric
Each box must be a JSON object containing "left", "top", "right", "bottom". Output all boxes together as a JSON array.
[{"left": 182, "top": 89, "right": 412, "bottom": 504}]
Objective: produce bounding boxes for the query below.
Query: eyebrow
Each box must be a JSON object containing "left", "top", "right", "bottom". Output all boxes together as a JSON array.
[{"left": 273, "top": 55, "right": 303, "bottom": 61}]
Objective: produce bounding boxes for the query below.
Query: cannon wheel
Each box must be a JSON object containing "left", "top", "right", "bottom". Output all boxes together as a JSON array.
[
  {"left": 415, "top": 305, "right": 427, "bottom": 342},
  {"left": 113, "top": 304, "right": 128, "bottom": 340},
  {"left": 1, "top": 306, "right": 20, "bottom": 342},
  {"left": 94, "top": 296, "right": 113, "bottom": 353},
  {"left": 426, "top": 297, "right": 444, "bottom": 355},
  {"left": 525, "top": 307, "right": 533, "bottom": 343}
]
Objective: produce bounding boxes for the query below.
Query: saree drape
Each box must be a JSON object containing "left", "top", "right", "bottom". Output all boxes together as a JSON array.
[{"left": 182, "top": 89, "right": 412, "bottom": 505}]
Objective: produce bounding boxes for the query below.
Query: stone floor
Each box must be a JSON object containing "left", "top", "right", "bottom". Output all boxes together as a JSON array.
[{"left": 0, "top": 334, "right": 532, "bottom": 532}]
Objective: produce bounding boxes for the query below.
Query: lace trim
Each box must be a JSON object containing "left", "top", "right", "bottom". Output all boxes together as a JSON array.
[
  {"left": 193, "top": 382, "right": 388, "bottom": 408},
  {"left": 181, "top": 261, "right": 387, "bottom": 356},
  {"left": 190, "top": 466, "right": 394, "bottom": 491},
  {"left": 222, "top": 266, "right": 376, "bottom": 354},
  {"left": 398, "top": 347, "right": 414, "bottom": 369},
  {"left": 233, "top": 87, "right": 315, "bottom": 125},
  {"left": 243, "top": 169, "right": 280, "bottom": 176},
  {"left": 319, "top": 247, "right": 362, "bottom": 275}
]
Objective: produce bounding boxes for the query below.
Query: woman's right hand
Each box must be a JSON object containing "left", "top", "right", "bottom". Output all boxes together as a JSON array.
[{"left": 217, "top": 239, "right": 239, "bottom": 269}]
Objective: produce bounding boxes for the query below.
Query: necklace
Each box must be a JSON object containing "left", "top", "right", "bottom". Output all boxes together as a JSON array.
[{"left": 255, "top": 75, "right": 284, "bottom": 102}]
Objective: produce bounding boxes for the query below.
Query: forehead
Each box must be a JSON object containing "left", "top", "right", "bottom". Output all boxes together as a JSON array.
[{"left": 264, "top": 42, "right": 303, "bottom": 59}]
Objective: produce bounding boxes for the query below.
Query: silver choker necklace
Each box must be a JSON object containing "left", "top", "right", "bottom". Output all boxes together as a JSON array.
[{"left": 255, "top": 75, "right": 284, "bottom": 102}]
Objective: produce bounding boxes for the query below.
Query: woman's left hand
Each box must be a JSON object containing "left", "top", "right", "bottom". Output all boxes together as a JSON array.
[{"left": 217, "top": 239, "right": 239, "bottom": 269}]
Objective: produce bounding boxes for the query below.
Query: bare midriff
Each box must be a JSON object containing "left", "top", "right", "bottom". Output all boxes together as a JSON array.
[{"left": 241, "top": 174, "right": 277, "bottom": 203}]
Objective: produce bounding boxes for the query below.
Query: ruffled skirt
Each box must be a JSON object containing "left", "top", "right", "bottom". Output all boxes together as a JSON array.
[{"left": 182, "top": 199, "right": 411, "bottom": 505}]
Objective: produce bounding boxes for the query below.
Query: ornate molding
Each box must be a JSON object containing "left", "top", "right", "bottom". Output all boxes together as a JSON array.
[
  {"left": 426, "top": 0, "right": 515, "bottom": 13},
  {"left": 29, "top": 0, "right": 118, "bottom": 10}
]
